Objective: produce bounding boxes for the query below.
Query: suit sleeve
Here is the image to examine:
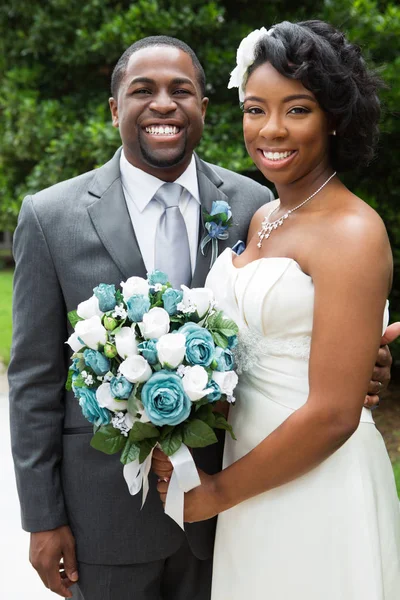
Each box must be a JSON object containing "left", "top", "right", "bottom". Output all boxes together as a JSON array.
[{"left": 8, "top": 196, "right": 69, "bottom": 532}]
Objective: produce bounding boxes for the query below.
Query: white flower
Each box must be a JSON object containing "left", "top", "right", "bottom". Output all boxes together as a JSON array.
[
  {"left": 112, "top": 303, "right": 127, "bottom": 319},
  {"left": 115, "top": 326, "right": 138, "bottom": 359},
  {"left": 74, "top": 315, "right": 107, "bottom": 350},
  {"left": 119, "top": 355, "right": 152, "bottom": 383},
  {"left": 228, "top": 27, "right": 271, "bottom": 102},
  {"left": 84, "top": 374, "right": 94, "bottom": 386},
  {"left": 66, "top": 331, "right": 84, "bottom": 352},
  {"left": 96, "top": 383, "right": 128, "bottom": 412},
  {"left": 136, "top": 400, "right": 151, "bottom": 423},
  {"left": 141, "top": 307, "right": 170, "bottom": 340},
  {"left": 111, "top": 411, "right": 134, "bottom": 436},
  {"left": 182, "top": 365, "right": 213, "bottom": 402},
  {"left": 153, "top": 283, "right": 163, "bottom": 292},
  {"left": 156, "top": 333, "right": 186, "bottom": 369},
  {"left": 77, "top": 295, "right": 103, "bottom": 319},
  {"left": 121, "top": 276, "right": 149, "bottom": 301},
  {"left": 212, "top": 370, "right": 239, "bottom": 396},
  {"left": 177, "top": 364, "right": 190, "bottom": 378},
  {"left": 180, "top": 285, "right": 214, "bottom": 318}
]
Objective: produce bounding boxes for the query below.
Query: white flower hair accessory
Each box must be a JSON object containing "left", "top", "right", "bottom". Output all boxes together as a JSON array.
[{"left": 228, "top": 27, "right": 274, "bottom": 102}]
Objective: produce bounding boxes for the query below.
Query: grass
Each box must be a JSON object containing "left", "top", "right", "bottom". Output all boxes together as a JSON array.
[
  {"left": 393, "top": 460, "right": 400, "bottom": 497},
  {"left": 0, "top": 270, "right": 13, "bottom": 365}
]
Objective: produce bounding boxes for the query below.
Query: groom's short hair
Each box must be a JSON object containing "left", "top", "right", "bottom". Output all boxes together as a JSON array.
[{"left": 111, "top": 36, "right": 207, "bottom": 98}]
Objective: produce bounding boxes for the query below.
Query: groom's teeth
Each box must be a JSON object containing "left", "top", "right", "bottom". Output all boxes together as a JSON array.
[
  {"left": 145, "top": 125, "right": 180, "bottom": 135},
  {"left": 263, "top": 150, "right": 294, "bottom": 160}
]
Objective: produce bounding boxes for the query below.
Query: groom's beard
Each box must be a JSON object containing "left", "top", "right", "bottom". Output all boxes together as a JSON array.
[{"left": 138, "top": 129, "right": 188, "bottom": 169}]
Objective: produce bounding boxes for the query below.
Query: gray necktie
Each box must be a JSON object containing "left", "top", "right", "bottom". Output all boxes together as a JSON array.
[{"left": 154, "top": 183, "right": 191, "bottom": 289}]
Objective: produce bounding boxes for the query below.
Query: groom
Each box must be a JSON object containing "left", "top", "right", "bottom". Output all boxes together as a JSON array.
[{"left": 9, "top": 36, "right": 392, "bottom": 600}]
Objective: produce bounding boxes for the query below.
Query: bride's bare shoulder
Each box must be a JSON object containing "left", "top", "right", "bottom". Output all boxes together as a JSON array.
[{"left": 247, "top": 200, "right": 280, "bottom": 243}]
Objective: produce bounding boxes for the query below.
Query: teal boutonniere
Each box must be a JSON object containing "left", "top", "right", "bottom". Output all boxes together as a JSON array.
[{"left": 200, "top": 201, "right": 233, "bottom": 267}]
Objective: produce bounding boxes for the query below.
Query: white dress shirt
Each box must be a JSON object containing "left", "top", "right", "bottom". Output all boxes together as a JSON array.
[{"left": 120, "top": 150, "right": 200, "bottom": 275}]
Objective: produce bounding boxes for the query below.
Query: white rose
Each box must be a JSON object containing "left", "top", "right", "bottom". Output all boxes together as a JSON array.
[
  {"left": 77, "top": 295, "right": 103, "bottom": 319},
  {"left": 181, "top": 285, "right": 214, "bottom": 318},
  {"left": 156, "top": 333, "right": 186, "bottom": 369},
  {"left": 96, "top": 382, "right": 128, "bottom": 412},
  {"left": 119, "top": 355, "right": 152, "bottom": 383},
  {"left": 141, "top": 307, "right": 170, "bottom": 340},
  {"left": 121, "top": 276, "right": 149, "bottom": 301},
  {"left": 115, "top": 326, "right": 138, "bottom": 359},
  {"left": 66, "top": 331, "right": 84, "bottom": 352},
  {"left": 212, "top": 370, "right": 239, "bottom": 396},
  {"left": 228, "top": 27, "right": 269, "bottom": 101},
  {"left": 74, "top": 315, "right": 107, "bottom": 350},
  {"left": 182, "top": 365, "right": 213, "bottom": 402}
]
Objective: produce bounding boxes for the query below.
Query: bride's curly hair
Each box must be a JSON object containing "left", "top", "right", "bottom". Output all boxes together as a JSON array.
[{"left": 247, "top": 20, "right": 384, "bottom": 172}]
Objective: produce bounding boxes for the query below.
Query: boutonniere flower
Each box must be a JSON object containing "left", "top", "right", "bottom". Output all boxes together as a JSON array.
[{"left": 200, "top": 200, "right": 233, "bottom": 267}]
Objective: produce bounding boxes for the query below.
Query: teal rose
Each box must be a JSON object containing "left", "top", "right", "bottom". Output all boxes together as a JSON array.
[
  {"left": 110, "top": 375, "right": 133, "bottom": 399},
  {"left": 83, "top": 349, "right": 110, "bottom": 375},
  {"left": 179, "top": 323, "right": 215, "bottom": 367},
  {"left": 214, "top": 347, "right": 235, "bottom": 372},
  {"left": 141, "top": 371, "right": 191, "bottom": 426},
  {"left": 147, "top": 270, "right": 169, "bottom": 286},
  {"left": 93, "top": 284, "right": 117, "bottom": 312},
  {"left": 210, "top": 200, "right": 232, "bottom": 220},
  {"left": 126, "top": 294, "right": 151, "bottom": 322},
  {"left": 138, "top": 339, "right": 159, "bottom": 365},
  {"left": 75, "top": 387, "right": 110, "bottom": 426},
  {"left": 162, "top": 288, "right": 183, "bottom": 316},
  {"left": 207, "top": 379, "right": 222, "bottom": 403},
  {"left": 227, "top": 334, "right": 238, "bottom": 349}
]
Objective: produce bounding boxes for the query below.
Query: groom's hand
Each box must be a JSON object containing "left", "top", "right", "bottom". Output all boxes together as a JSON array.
[
  {"left": 364, "top": 322, "right": 400, "bottom": 408},
  {"left": 30, "top": 525, "right": 78, "bottom": 598},
  {"left": 152, "top": 447, "right": 173, "bottom": 483}
]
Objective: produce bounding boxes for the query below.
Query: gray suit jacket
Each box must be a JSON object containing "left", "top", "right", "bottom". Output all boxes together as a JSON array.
[{"left": 9, "top": 148, "right": 273, "bottom": 564}]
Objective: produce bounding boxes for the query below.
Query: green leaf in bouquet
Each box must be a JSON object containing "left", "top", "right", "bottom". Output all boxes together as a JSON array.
[
  {"left": 160, "top": 424, "right": 175, "bottom": 440},
  {"left": 71, "top": 373, "right": 86, "bottom": 388},
  {"left": 120, "top": 439, "right": 140, "bottom": 465},
  {"left": 195, "top": 404, "right": 216, "bottom": 428},
  {"left": 159, "top": 427, "right": 183, "bottom": 456},
  {"left": 219, "top": 319, "right": 239, "bottom": 336},
  {"left": 183, "top": 419, "right": 217, "bottom": 448},
  {"left": 194, "top": 396, "right": 211, "bottom": 410},
  {"left": 129, "top": 421, "right": 160, "bottom": 443},
  {"left": 207, "top": 311, "right": 225, "bottom": 330},
  {"left": 115, "top": 290, "right": 124, "bottom": 304},
  {"left": 90, "top": 424, "right": 126, "bottom": 454},
  {"left": 65, "top": 369, "right": 74, "bottom": 391},
  {"left": 211, "top": 331, "right": 229, "bottom": 349},
  {"left": 213, "top": 413, "right": 237, "bottom": 440},
  {"left": 68, "top": 310, "right": 84, "bottom": 328},
  {"left": 138, "top": 438, "right": 157, "bottom": 463}
]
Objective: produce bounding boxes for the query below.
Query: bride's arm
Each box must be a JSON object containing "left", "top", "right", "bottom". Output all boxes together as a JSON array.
[{"left": 166, "top": 211, "right": 392, "bottom": 522}]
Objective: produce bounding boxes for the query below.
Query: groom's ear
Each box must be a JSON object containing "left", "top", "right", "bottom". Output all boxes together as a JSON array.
[
  {"left": 109, "top": 98, "right": 119, "bottom": 128},
  {"left": 201, "top": 97, "right": 209, "bottom": 123}
]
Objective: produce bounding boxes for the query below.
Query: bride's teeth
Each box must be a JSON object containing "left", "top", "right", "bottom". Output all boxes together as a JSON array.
[
  {"left": 263, "top": 150, "right": 294, "bottom": 161},
  {"left": 145, "top": 125, "right": 179, "bottom": 135}
]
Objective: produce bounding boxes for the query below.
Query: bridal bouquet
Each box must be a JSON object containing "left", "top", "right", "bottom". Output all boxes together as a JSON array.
[{"left": 66, "top": 271, "right": 238, "bottom": 527}]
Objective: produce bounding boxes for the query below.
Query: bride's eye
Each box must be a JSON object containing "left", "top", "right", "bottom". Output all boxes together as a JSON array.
[
  {"left": 242, "top": 106, "right": 264, "bottom": 115},
  {"left": 288, "top": 106, "right": 310, "bottom": 115}
]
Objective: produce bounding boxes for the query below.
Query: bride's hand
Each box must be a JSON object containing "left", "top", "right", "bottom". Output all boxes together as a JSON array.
[
  {"left": 364, "top": 322, "right": 400, "bottom": 408},
  {"left": 157, "top": 469, "right": 221, "bottom": 523},
  {"left": 152, "top": 447, "right": 173, "bottom": 481}
]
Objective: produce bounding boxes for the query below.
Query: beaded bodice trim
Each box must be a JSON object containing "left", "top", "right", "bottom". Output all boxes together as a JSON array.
[{"left": 234, "top": 328, "right": 311, "bottom": 373}]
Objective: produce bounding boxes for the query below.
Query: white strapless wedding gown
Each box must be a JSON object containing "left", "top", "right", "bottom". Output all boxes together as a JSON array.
[{"left": 206, "top": 248, "right": 400, "bottom": 600}]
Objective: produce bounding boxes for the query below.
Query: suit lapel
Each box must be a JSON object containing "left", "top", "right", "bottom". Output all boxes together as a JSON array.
[
  {"left": 191, "top": 156, "right": 230, "bottom": 287},
  {"left": 87, "top": 149, "right": 147, "bottom": 280}
]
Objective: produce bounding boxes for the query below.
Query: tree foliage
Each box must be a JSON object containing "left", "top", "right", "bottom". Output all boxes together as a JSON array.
[{"left": 1, "top": 0, "right": 399, "bottom": 350}]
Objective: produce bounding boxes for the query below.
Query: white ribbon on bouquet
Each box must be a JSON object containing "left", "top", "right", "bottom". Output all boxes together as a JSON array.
[{"left": 123, "top": 443, "right": 201, "bottom": 529}]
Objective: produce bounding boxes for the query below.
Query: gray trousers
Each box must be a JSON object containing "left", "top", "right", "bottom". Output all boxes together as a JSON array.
[{"left": 71, "top": 538, "right": 212, "bottom": 600}]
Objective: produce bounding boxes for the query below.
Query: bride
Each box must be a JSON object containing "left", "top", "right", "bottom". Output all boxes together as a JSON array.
[{"left": 157, "top": 20, "right": 400, "bottom": 598}]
